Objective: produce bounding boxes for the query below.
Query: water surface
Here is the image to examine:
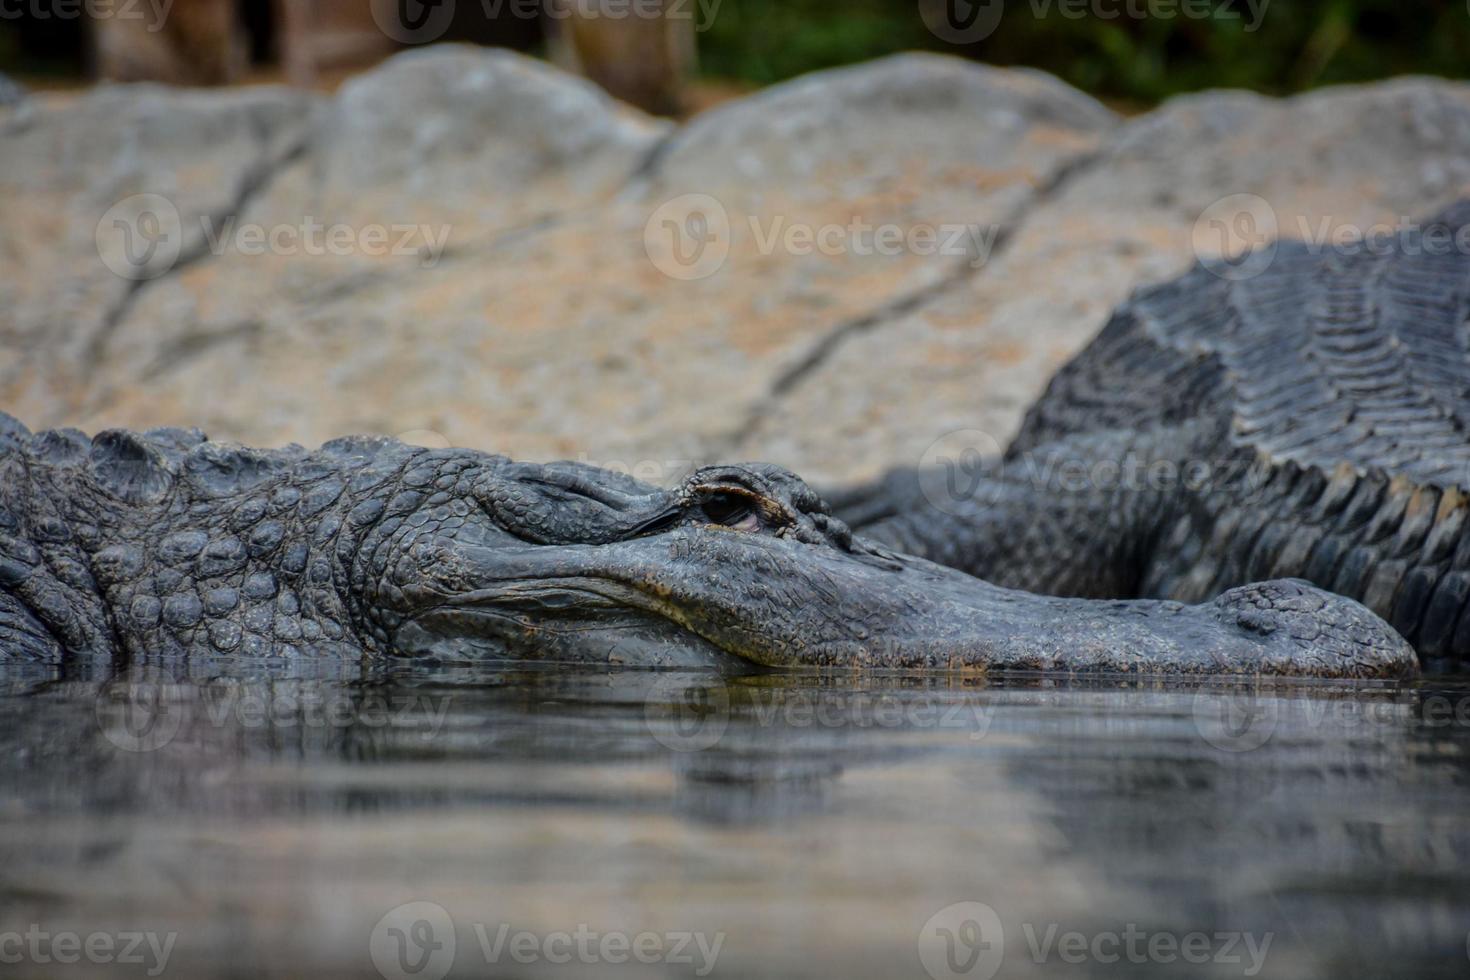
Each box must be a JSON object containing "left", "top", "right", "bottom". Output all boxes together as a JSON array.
[{"left": 1, "top": 664, "right": 1468, "bottom": 978}]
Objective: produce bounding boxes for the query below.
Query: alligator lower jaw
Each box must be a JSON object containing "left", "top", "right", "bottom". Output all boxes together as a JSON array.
[{"left": 393, "top": 602, "right": 745, "bottom": 669}]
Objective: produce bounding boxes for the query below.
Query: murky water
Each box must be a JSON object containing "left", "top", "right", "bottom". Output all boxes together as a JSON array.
[{"left": 1, "top": 663, "right": 1468, "bottom": 978}]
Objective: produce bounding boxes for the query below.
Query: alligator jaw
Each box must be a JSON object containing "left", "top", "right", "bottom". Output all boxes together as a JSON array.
[{"left": 402, "top": 528, "right": 1418, "bottom": 679}]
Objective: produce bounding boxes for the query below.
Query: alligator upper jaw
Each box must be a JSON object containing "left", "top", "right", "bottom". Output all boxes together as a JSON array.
[{"left": 392, "top": 527, "right": 1418, "bottom": 678}]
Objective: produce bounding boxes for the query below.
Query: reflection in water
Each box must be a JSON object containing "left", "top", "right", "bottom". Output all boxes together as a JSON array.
[{"left": 0, "top": 663, "right": 1467, "bottom": 978}]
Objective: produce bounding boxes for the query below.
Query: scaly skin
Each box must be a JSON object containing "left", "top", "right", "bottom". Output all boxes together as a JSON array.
[
  {"left": 0, "top": 414, "right": 1414, "bottom": 677},
  {"left": 836, "top": 202, "right": 1470, "bottom": 672}
]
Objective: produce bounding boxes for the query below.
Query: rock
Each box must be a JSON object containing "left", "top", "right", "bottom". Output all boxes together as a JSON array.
[
  {"left": 0, "top": 72, "right": 24, "bottom": 106},
  {"left": 5, "top": 46, "right": 667, "bottom": 442},
  {"left": 735, "top": 77, "right": 1470, "bottom": 483},
  {"left": 7, "top": 49, "right": 1111, "bottom": 479},
  {"left": 0, "top": 83, "right": 317, "bottom": 426},
  {"left": 6, "top": 49, "right": 1469, "bottom": 488}
]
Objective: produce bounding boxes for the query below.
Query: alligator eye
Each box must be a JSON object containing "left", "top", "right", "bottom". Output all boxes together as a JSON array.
[{"left": 701, "top": 491, "right": 761, "bottom": 531}]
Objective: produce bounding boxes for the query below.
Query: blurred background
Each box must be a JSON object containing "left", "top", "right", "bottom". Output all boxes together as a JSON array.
[{"left": 3, "top": 0, "right": 1469, "bottom": 115}]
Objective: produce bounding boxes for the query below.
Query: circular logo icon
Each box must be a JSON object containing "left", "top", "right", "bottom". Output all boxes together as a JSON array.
[
  {"left": 918, "top": 901, "right": 1005, "bottom": 980},
  {"left": 918, "top": 428, "right": 1006, "bottom": 517},
  {"left": 1193, "top": 686, "right": 1278, "bottom": 753},
  {"left": 919, "top": 0, "right": 1005, "bottom": 43},
  {"left": 1192, "top": 193, "right": 1278, "bottom": 281},
  {"left": 370, "top": 0, "right": 456, "bottom": 44},
  {"left": 645, "top": 674, "right": 730, "bottom": 752},
  {"left": 370, "top": 901, "right": 457, "bottom": 980},
  {"left": 95, "top": 669, "right": 190, "bottom": 752},
  {"left": 95, "top": 193, "right": 184, "bottom": 281},
  {"left": 643, "top": 193, "right": 731, "bottom": 281}
]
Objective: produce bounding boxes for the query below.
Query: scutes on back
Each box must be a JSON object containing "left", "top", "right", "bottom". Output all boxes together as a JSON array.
[{"left": 1013, "top": 201, "right": 1470, "bottom": 492}]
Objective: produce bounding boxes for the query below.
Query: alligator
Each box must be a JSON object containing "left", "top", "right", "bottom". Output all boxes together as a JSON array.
[
  {"left": 10, "top": 204, "right": 1470, "bottom": 680},
  {"left": 835, "top": 200, "right": 1470, "bottom": 674},
  {"left": 0, "top": 409, "right": 1413, "bottom": 676}
]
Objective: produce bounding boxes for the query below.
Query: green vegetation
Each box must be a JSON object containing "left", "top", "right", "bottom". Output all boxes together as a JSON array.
[{"left": 697, "top": 0, "right": 1470, "bottom": 105}]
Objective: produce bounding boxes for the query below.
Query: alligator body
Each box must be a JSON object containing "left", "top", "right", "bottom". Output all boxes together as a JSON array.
[
  {"left": 0, "top": 413, "right": 1412, "bottom": 677},
  {"left": 839, "top": 202, "right": 1470, "bottom": 672}
]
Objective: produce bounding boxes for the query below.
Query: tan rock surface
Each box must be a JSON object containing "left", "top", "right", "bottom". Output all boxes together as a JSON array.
[
  {"left": 737, "top": 79, "right": 1470, "bottom": 483},
  {"left": 5, "top": 50, "right": 1470, "bottom": 487},
  {"left": 0, "top": 83, "right": 315, "bottom": 427},
  {"left": 2, "top": 48, "right": 1112, "bottom": 481}
]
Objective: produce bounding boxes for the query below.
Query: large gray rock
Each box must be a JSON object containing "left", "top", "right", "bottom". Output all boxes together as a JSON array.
[
  {"left": 5, "top": 50, "right": 1469, "bottom": 488},
  {"left": 0, "top": 83, "right": 315, "bottom": 420},
  {"left": 8, "top": 48, "right": 1112, "bottom": 476},
  {"left": 735, "top": 77, "right": 1470, "bottom": 482},
  {"left": 0, "top": 71, "right": 24, "bottom": 106}
]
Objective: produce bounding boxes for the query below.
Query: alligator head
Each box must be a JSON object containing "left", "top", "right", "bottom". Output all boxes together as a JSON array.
[
  {"left": 371, "top": 456, "right": 1417, "bottom": 678},
  {"left": 1, "top": 422, "right": 1417, "bottom": 677}
]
